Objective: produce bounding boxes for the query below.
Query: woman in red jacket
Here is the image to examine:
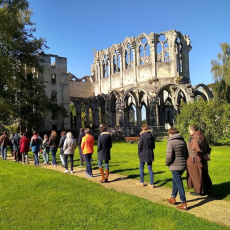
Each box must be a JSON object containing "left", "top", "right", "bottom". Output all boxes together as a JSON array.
[{"left": 20, "top": 133, "right": 30, "bottom": 164}]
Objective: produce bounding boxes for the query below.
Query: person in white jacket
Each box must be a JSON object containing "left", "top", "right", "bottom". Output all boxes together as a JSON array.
[{"left": 63, "top": 132, "right": 77, "bottom": 173}]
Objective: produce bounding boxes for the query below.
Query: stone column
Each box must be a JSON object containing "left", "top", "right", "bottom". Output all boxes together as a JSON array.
[
  {"left": 136, "top": 105, "right": 142, "bottom": 127},
  {"left": 76, "top": 104, "right": 82, "bottom": 131},
  {"left": 150, "top": 32, "right": 157, "bottom": 78},
  {"left": 105, "top": 98, "right": 111, "bottom": 127},
  {"left": 149, "top": 98, "right": 157, "bottom": 126},
  {"left": 70, "top": 112, "right": 73, "bottom": 129}
]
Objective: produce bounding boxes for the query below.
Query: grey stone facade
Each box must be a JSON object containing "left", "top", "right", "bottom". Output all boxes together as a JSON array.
[{"left": 40, "top": 30, "right": 212, "bottom": 137}]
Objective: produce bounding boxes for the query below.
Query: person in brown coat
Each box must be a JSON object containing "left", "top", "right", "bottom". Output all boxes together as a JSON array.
[
  {"left": 187, "top": 125, "right": 212, "bottom": 196},
  {"left": 166, "top": 127, "right": 188, "bottom": 210}
]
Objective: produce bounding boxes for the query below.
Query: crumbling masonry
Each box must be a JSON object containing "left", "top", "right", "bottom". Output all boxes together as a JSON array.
[{"left": 39, "top": 30, "right": 212, "bottom": 137}]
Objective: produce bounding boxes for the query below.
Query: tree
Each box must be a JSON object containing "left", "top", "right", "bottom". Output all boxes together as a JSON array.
[
  {"left": 175, "top": 100, "right": 230, "bottom": 145},
  {"left": 211, "top": 43, "right": 230, "bottom": 103},
  {"left": 0, "top": 0, "right": 67, "bottom": 132}
]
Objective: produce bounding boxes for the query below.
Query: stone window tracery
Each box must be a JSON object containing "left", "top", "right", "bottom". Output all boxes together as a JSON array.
[
  {"left": 157, "top": 35, "right": 169, "bottom": 62},
  {"left": 139, "top": 37, "right": 150, "bottom": 65},
  {"left": 102, "top": 55, "right": 109, "bottom": 78},
  {"left": 177, "top": 37, "right": 183, "bottom": 75},
  {"left": 125, "top": 44, "right": 133, "bottom": 69},
  {"left": 113, "top": 50, "right": 120, "bottom": 73}
]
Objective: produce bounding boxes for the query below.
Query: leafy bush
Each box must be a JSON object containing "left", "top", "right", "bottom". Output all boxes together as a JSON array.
[{"left": 175, "top": 100, "right": 230, "bottom": 145}]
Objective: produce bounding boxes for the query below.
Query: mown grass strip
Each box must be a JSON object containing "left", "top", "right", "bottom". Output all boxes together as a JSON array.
[{"left": 0, "top": 160, "right": 228, "bottom": 230}]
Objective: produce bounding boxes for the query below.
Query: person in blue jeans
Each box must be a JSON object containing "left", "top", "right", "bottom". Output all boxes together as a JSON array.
[
  {"left": 30, "top": 131, "right": 42, "bottom": 166},
  {"left": 0, "top": 131, "right": 9, "bottom": 160},
  {"left": 49, "top": 130, "right": 59, "bottom": 166},
  {"left": 42, "top": 134, "right": 50, "bottom": 164},
  {"left": 136, "top": 125, "right": 155, "bottom": 188},
  {"left": 166, "top": 127, "right": 188, "bottom": 210}
]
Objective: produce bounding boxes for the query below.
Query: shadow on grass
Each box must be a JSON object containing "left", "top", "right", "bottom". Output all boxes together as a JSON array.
[
  {"left": 210, "top": 182, "right": 230, "bottom": 200},
  {"left": 109, "top": 175, "right": 141, "bottom": 183}
]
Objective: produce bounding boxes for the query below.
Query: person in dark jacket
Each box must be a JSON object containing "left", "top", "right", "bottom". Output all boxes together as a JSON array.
[
  {"left": 30, "top": 131, "right": 42, "bottom": 166},
  {"left": 0, "top": 131, "right": 10, "bottom": 160},
  {"left": 97, "top": 126, "right": 112, "bottom": 183},
  {"left": 78, "top": 128, "right": 85, "bottom": 167},
  {"left": 12, "top": 133, "right": 21, "bottom": 162},
  {"left": 59, "top": 131, "right": 66, "bottom": 167},
  {"left": 166, "top": 127, "right": 188, "bottom": 211},
  {"left": 136, "top": 125, "right": 155, "bottom": 188},
  {"left": 187, "top": 125, "right": 212, "bottom": 196},
  {"left": 49, "top": 130, "right": 59, "bottom": 166}
]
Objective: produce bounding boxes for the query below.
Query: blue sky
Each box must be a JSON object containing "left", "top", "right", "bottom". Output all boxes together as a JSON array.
[{"left": 28, "top": 0, "right": 230, "bottom": 86}]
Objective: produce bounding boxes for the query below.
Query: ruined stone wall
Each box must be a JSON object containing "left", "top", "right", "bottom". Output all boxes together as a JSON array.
[
  {"left": 69, "top": 81, "right": 94, "bottom": 98},
  {"left": 91, "top": 30, "right": 192, "bottom": 96},
  {"left": 38, "top": 54, "right": 70, "bottom": 131}
]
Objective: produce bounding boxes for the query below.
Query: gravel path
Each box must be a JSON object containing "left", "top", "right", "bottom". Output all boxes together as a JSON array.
[{"left": 40, "top": 163, "right": 230, "bottom": 228}]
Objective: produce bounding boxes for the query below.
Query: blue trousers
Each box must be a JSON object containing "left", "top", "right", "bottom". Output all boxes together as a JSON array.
[
  {"left": 171, "top": 170, "right": 186, "bottom": 203},
  {"left": 85, "top": 153, "right": 92, "bottom": 175},
  {"left": 140, "top": 162, "right": 154, "bottom": 185}
]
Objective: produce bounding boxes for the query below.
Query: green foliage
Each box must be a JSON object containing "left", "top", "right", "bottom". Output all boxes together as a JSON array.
[
  {"left": 211, "top": 43, "right": 230, "bottom": 103},
  {"left": 0, "top": 0, "right": 67, "bottom": 132},
  {"left": 175, "top": 100, "right": 230, "bottom": 145}
]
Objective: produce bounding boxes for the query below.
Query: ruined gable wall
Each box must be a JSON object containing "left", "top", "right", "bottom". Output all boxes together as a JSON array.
[{"left": 91, "top": 30, "right": 191, "bottom": 96}]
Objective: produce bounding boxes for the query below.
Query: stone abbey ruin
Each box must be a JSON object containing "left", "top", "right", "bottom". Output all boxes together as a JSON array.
[{"left": 38, "top": 30, "right": 212, "bottom": 137}]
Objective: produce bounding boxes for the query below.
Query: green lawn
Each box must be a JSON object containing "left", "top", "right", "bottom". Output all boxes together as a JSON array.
[
  {"left": 25, "top": 139, "right": 230, "bottom": 201},
  {"left": 107, "top": 140, "right": 230, "bottom": 201},
  {"left": 0, "top": 160, "right": 228, "bottom": 230}
]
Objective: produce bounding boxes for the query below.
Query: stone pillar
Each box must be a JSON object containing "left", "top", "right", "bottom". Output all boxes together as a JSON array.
[
  {"left": 136, "top": 106, "right": 142, "bottom": 127},
  {"left": 86, "top": 106, "right": 89, "bottom": 127},
  {"left": 76, "top": 105, "right": 82, "bottom": 131},
  {"left": 150, "top": 32, "right": 157, "bottom": 78},
  {"left": 118, "top": 47, "right": 123, "bottom": 87},
  {"left": 105, "top": 98, "right": 111, "bottom": 126},
  {"left": 70, "top": 112, "right": 73, "bottom": 129},
  {"left": 149, "top": 98, "right": 157, "bottom": 126},
  {"left": 116, "top": 95, "right": 124, "bottom": 127}
]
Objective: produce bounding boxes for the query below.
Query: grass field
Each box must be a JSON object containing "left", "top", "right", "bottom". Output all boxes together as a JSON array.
[
  {"left": 0, "top": 159, "right": 228, "bottom": 230},
  {"left": 106, "top": 140, "right": 230, "bottom": 201},
  {"left": 24, "top": 139, "right": 230, "bottom": 201}
]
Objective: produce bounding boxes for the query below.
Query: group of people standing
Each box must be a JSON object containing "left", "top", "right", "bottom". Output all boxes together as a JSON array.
[
  {"left": 136, "top": 124, "right": 212, "bottom": 211},
  {"left": 1, "top": 124, "right": 212, "bottom": 209},
  {"left": 0, "top": 126, "right": 113, "bottom": 183}
]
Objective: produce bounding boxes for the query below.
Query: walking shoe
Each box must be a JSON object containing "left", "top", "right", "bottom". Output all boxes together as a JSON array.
[
  {"left": 177, "top": 202, "right": 188, "bottom": 210},
  {"left": 166, "top": 197, "right": 176, "bottom": 205},
  {"left": 147, "top": 184, "right": 154, "bottom": 188},
  {"left": 71, "top": 171, "right": 74, "bottom": 174},
  {"left": 136, "top": 182, "right": 144, "bottom": 187},
  {"left": 190, "top": 192, "right": 202, "bottom": 196},
  {"left": 86, "top": 174, "right": 93, "bottom": 178},
  {"left": 64, "top": 170, "right": 68, "bottom": 173}
]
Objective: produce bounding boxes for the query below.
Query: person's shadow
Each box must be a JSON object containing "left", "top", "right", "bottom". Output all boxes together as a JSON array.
[
  {"left": 210, "top": 181, "right": 230, "bottom": 200},
  {"left": 185, "top": 181, "right": 230, "bottom": 210},
  {"left": 186, "top": 196, "right": 212, "bottom": 210}
]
